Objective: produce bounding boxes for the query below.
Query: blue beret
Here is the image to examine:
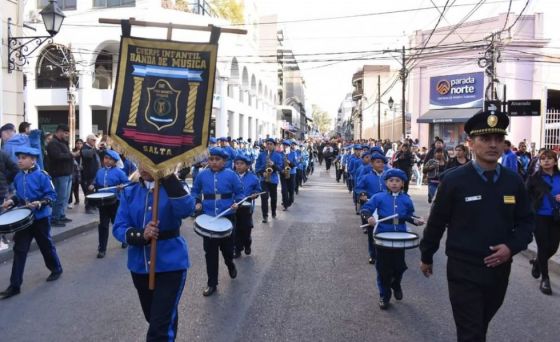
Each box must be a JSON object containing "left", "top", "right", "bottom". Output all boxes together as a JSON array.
[
  {"left": 217, "top": 137, "right": 228, "bottom": 142},
  {"left": 234, "top": 154, "right": 252, "bottom": 164},
  {"left": 15, "top": 146, "right": 41, "bottom": 157},
  {"left": 361, "top": 152, "right": 371, "bottom": 159},
  {"left": 370, "top": 153, "right": 387, "bottom": 163},
  {"left": 209, "top": 147, "right": 229, "bottom": 159},
  {"left": 383, "top": 168, "right": 408, "bottom": 182},
  {"left": 282, "top": 140, "right": 291, "bottom": 146},
  {"left": 105, "top": 149, "right": 121, "bottom": 162},
  {"left": 209, "top": 137, "right": 217, "bottom": 144},
  {"left": 370, "top": 146, "right": 384, "bottom": 155},
  {"left": 354, "top": 144, "right": 362, "bottom": 150},
  {"left": 291, "top": 140, "right": 297, "bottom": 145},
  {"left": 265, "top": 138, "right": 276, "bottom": 144}
]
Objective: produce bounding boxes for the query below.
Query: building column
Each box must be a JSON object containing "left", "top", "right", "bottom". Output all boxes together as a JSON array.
[
  {"left": 232, "top": 111, "right": 240, "bottom": 138},
  {"left": 24, "top": 73, "right": 38, "bottom": 128},
  {"left": 217, "top": 76, "right": 229, "bottom": 137},
  {"left": 78, "top": 69, "right": 93, "bottom": 139}
]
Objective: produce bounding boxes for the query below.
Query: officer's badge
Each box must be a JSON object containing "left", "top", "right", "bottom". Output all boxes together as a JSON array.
[
  {"left": 144, "top": 79, "right": 181, "bottom": 130},
  {"left": 487, "top": 114, "right": 498, "bottom": 128}
]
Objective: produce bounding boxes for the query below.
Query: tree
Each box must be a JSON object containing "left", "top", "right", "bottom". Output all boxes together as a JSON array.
[
  {"left": 209, "top": 0, "right": 244, "bottom": 24},
  {"left": 312, "top": 105, "right": 332, "bottom": 135}
]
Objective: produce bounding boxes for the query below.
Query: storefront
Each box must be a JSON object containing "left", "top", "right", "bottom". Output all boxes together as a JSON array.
[{"left": 416, "top": 71, "right": 484, "bottom": 148}]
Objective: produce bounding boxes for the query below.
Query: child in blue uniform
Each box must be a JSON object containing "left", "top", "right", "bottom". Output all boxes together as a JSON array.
[
  {"left": 0, "top": 147, "right": 62, "bottom": 299},
  {"left": 113, "top": 168, "right": 194, "bottom": 341},
  {"left": 255, "top": 138, "right": 284, "bottom": 223},
  {"left": 91, "top": 150, "right": 129, "bottom": 258},
  {"left": 233, "top": 154, "right": 262, "bottom": 257},
  {"left": 361, "top": 169, "right": 424, "bottom": 309},
  {"left": 191, "top": 147, "right": 244, "bottom": 296}
]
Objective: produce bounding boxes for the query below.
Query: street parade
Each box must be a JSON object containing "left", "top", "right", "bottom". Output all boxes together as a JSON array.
[{"left": 2, "top": 0, "right": 560, "bottom": 341}]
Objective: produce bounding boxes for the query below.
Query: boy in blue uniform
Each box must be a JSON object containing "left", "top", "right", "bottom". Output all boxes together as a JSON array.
[
  {"left": 361, "top": 169, "right": 424, "bottom": 309},
  {"left": 0, "top": 147, "right": 63, "bottom": 299},
  {"left": 91, "top": 150, "right": 129, "bottom": 258},
  {"left": 356, "top": 153, "right": 388, "bottom": 264},
  {"left": 233, "top": 154, "right": 262, "bottom": 257},
  {"left": 280, "top": 140, "right": 297, "bottom": 210},
  {"left": 255, "top": 138, "right": 284, "bottom": 223},
  {"left": 191, "top": 147, "right": 244, "bottom": 296},
  {"left": 113, "top": 168, "right": 195, "bottom": 341}
]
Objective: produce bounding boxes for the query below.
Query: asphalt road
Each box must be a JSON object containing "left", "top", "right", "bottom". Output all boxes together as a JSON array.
[{"left": 1, "top": 167, "right": 559, "bottom": 342}]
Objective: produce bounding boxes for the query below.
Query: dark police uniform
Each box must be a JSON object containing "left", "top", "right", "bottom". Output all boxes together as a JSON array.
[
  {"left": 234, "top": 155, "right": 262, "bottom": 256},
  {"left": 94, "top": 150, "right": 129, "bottom": 257},
  {"left": 191, "top": 147, "right": 244, "bottom": 295},
  {"left": 113, "top": 174, "right": 194, "bottom": 341},
  {"left": 255, "top": 138, "right": 284, "bottom": 222},
  {"left": 0, "top": 147, "right": 62, "bottom": 299},
  {"left": 420, "top": 111, "right": 534, "bottom": 342}
]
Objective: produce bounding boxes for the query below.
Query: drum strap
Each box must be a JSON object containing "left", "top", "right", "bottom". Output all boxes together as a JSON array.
[
  {"left": 202, "top": 193, "right": 232, "bottom": 200},
  {"left": 159, "top": 229, "right": 181, "bottom": 240}
]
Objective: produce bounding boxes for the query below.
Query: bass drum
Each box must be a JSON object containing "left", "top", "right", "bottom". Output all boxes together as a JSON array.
[{"left": 193, "top": 214, "right": 233, "bottom": 239}]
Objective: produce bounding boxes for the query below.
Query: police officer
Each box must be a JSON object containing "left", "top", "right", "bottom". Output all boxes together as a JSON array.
[
  {"left": 92, "top": 149, "right": 129, "bottom": 258},
  {"left": 420, "top": 110, "right": 534, "bottom": 341},
  {"left": 0, "top": 147, "right": 63, "bottom": 299},
  {"left": 113, "top": 168, "right": 195, "bottom": 341},
  {"left": 191, "top": 147, "right": 243, "bottom": 296},
  {"left": 255, "top": 138, "right": 283, "bottom": 223}
]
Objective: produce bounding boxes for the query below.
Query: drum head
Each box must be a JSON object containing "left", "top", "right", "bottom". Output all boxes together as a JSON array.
[
  {"left": 195, "top": 214, "right": 232, "bottom": 232},
  {"left": 241, "top": 201, "right": 252, "bottom": 207},
  {"left": 0, "top": 208, "right": 33, "bottom": 224},
  {"left": 375, "top": 232, "right": 418, "bottom": 241},
  {"left": 87, "top": 192, "right": 115, "bottom": 199}
]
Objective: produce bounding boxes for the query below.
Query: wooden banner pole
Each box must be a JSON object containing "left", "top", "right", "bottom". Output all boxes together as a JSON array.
[
  {"left": 98, "top": 18, "right": 247, "bottom": 35},
  {"left": 148, "top": 178, "right": 160, "bottom": 290}
]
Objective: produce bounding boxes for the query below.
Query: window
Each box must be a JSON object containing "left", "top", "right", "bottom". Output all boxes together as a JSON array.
[
  {"left": 93, "top": 0, "right": 136, "bottom": 8},
  {"left": 38, "top": 0, "right": 77, "bottom": 10},
  {"left": 36, "top": 45, "right": 77, "bottom": 89}
]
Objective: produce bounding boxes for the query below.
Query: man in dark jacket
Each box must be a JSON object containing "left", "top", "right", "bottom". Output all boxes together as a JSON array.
[
  {"left": 393, "top": 143, "right": 414, "bottom": 193},
  {"left": 46, "top": 125, "right": 77, "bottom": 226},
  {"left": 0, "top": 149, "right": 18, "bottom": 248},
  {"left": 80, "top": 134, "right": 100, "bottom": 214}
]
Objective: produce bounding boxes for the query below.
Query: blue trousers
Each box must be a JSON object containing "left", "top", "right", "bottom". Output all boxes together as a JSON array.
[
  {"left": 10, "top": 217, "right": 62, "bottom": 288},
  {"left": 52, "top": 175, "right": 72, "bottom": 220}
]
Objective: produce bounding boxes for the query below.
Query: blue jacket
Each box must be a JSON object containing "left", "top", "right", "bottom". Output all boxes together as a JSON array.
[
  {"left": 94, "top": 166, "right": 130, "bottom": 195},
  {"left": 191, "top": 168, "right": 244, "bottom": 216},
  {"left": 355, "top": 170, "right": 386, "bottom": 198},
  {"left": 238, "top": 171, "right": 262, "bottom": 212},
  {"left": 13, "top": 165, "right": 56, "bottom": 220},
  {"left": 538, "top": 173, "right": 560, "bottom": 216},
  {"left": 113, "top": 181, "right": 195, "bottom": 273},
  {"left": 3, "top": 134, "right": 30, "bottom": 164},
  {"left": 223, "top": 146, "right": 237, "bottom": 169},
  {"left": 501, "top": 150, "right": 518, "bottom": 172},
  {"left": 255, "top": 151, "right": 284, "bottom": 184},
  {"left": 286, "top": 151, "right": 298, "bottom": 175},
  {"left": 361, "top": 191, "right": 416, "bottom": 233},
  {"left": 121, "top": 159, "right": 137, "bottom": 177}
]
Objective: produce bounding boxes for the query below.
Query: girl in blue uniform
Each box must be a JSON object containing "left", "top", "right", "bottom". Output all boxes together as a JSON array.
[
  {"left": 91, "top": 150, "right": 129, "bottom": 258},
  {"left": 113, "top": 168, "right": 194, "bottom": 341},
  {"left": 233, "top": 154, "right": 262, "bottom": 257},
  {"left": 361, "top": 169, "right": 424, "bottom": 309}
]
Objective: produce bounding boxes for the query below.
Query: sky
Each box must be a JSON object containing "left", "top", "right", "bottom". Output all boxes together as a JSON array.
[{"left": 254, "top": 0, "right": 560, "bottom": 118}]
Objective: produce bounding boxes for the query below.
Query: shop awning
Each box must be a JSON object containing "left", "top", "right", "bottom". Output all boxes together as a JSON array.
[{"left": 416, "top": 108, "right": 482, "bottom": 124}]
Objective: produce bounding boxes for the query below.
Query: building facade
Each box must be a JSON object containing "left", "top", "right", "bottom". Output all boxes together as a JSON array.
[{"left": 19, "top": 0, "right": 278, "bottom": 142}]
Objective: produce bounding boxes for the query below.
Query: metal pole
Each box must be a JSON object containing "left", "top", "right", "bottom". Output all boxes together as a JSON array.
[
  {"left": 377, "top": 75, "right": 381, "bottom": 140},
  {"left": 401, "top": 46, "right": 406, "bottom": 140}
]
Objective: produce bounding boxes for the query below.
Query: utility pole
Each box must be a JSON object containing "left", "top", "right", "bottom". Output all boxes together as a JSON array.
[
  {"left": 377, "top": 75, "right": 381, "bottom": 140},
  {"left": 478, "top": 32, "right": 501, "bottom": 105},
  {"left": 399, "top": 46, "right": 407, "bottom": 140}
]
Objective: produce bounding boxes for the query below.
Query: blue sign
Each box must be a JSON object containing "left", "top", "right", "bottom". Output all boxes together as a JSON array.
[{"left": 430, "top": 72, "right": 484, "bottom": 109}]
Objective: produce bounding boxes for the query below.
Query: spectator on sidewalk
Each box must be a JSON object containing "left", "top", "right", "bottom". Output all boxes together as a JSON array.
[
  {"left": 393, "top": 143, "right": 414, "bottom": 193},
  {"left": 46, "top": 125, "right": 76, "bottom": 227},
  {"left": 81, "top": 134, "right": 101, "bottom": 214},
  {"left": 445, "top": 144, "right": 470, "bottom": 171},
  {"left": 68, "top": 139, "right": 83, "bottom": 209},
  {"left": 517, "top": 141, "right": 532, "bottom": 180},
  {"left": 0, "top": 149, "right": 18, "bottom": 250},
  {"left": 501, "top": 140, "right": 518, "bottom": 173},
  {"left": 423, "top": 147, "right": 447, "bottom": 203}
]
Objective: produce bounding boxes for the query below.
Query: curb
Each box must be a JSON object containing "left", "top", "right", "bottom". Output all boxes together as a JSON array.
[{"left": 0, "top": 221, "right": 98, "bottom": 264}]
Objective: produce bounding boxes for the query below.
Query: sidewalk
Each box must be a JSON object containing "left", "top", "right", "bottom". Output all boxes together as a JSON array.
[
  {"left": 406, "top": 184, "right": 560, "bottom": 275},
  {"left": 0, "top": 202, "right": 99, "bottom": 264}
]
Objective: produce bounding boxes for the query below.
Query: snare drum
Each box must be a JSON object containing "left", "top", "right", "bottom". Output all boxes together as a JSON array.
[
  {"left": 373, "top": 231, "right": 420, "bottom": 249},
  {"left": 0, "top": 208, "right": 35, "bottom": 234},
  {"left": 86, "top": 192, "right": 117, "bottom": 207},
  {"left": 193, "top": 214, "right": 233, "bottom": 239}
]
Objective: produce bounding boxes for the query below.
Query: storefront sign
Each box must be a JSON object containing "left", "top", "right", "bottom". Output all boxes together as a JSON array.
[
  {"left": 508, "top": 99, "right": 541, "bottom": 116},
  {"left": 430, "top": 72, "right": 484, "bottom": 109}
]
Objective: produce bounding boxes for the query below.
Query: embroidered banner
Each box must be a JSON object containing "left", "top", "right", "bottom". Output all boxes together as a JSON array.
[{"left": 109, "top": 36, "right": 217, "bottom": 176}]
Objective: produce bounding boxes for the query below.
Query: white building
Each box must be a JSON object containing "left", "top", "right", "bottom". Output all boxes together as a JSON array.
[{"left": 20, "top": 0, "right": 278, "bottom": 141}]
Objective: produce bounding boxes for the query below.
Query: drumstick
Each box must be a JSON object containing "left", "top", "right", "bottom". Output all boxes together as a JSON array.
[
  {"left": 210, "top": 192, "right": 267, "bottom": 221},
  {"left": 96, "top": 183, "right": 132, "bottom": 192},
  {"left": 359, "top": 213, "right": 399, "bottom": 228}
]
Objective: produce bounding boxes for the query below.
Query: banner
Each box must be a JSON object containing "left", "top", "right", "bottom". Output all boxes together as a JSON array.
[
  {"left": 109, "top": 36, "right": 217, "bottom": 176},
  {"left": 429, "top": 72, "right": 484, "bottom": 109}
]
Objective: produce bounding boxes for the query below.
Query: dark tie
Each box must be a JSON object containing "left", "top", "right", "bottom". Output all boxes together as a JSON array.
[{"left": 483, "top": 170, "right": 495, "bottom": 184}]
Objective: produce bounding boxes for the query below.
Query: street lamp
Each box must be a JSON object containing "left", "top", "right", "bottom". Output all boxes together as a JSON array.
[
  {"left": 388, "top": 96, "right": 394, "bottom": 110},
  {"left": 388, "top": 97, "right": 395, "bottom": 141},
  {"left": 8, "top": 0, "right": 66, "bottom": 72}
]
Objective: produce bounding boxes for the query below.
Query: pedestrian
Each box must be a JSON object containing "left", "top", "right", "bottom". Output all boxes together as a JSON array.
[
  {"left": 445, "top": 144, "right": 470, "bottom": 171},
  {"left": 233, "top": 154, "right": 262, "bottom": 258},
  {"left": 423, "top": 147, "right": 447, "bottom": 203},
  {"left": 0, "top": 147, "right": 63, "bottom": 299},
  {"left": 516, "top": 141, "right": 532, "bottom": 180},
  {"left": 91, "top": 150, "right": 129, "bottom": 258},
  {"left": 423, "top": 138, "right": 449, "bottom": 164},
  {"left": 81, "top": 134, "right": 101, "bottom": 214},
  {"left": 501, "top": 140, "right": 518, "bottom": 173},
  {"left": 361, "top": 169, "right": 424, "bottom": 310},
  {"left": 68, "top": 139, "right": 83, "bottom": 209},
  {"left": 525, "top": 149, "right": 560, "bottom": 295},
  {"left": 255, "top": 138, "right": 283, "bottom": 223},
  {"left": 420, "top": 110, "right": 534, "bottom": 342},
  {"left": 112, "top": 169, "right": 195, "bottom": 341},
  {"left": 323, "top": 143, "right": 334, "bottom": 171},
  {"left": 0, "top": 149, "right": 18, "bottom": 250},
  {"left": 191, "top": 147, "right": 243, "bottom": 297},
  {"left": 411, "top": 145, "right": 423, "bottom": 186},
  {"left": 393, "top": 143, "right": 414, "bottom": 193},
  {"left": 46, "top": 125, "right": 77, "bottom": 227}
]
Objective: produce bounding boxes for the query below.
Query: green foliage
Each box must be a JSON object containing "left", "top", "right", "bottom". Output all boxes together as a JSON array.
[
  {"left": 209, "top": 0, "right": 245, "bottom": 24},
  {"left": 312, "top": 105, "right": 332, "bottom": 134}
]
